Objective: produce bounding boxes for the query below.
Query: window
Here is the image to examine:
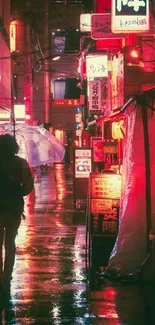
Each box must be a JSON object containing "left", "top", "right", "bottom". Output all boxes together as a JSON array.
[
  {"left": 54, "top": 79, "right": 66, "bottom": 99},
  {"left": 52, "top": 36, "right": 65, "bottom": 55},
  {"left": 52, "top": 30, "right": 80, "bottom": 54}
]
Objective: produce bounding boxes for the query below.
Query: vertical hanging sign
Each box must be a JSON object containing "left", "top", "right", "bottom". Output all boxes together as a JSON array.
[
  {"left": 89, "top": 80, "right": 102, "bottom": 116},
  {"left": 10, "top": 21, "right": 16, "bottom": 52},
  {"left": 111, "top": 0, "right": 149, "bottom": 33}
]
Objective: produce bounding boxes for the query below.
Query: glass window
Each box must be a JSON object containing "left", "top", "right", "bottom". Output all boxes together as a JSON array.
[
  {"left": 54, "top": 80, "right": 66, "bottom": 99},
  {"left": 52, "top": 36, "right": 65, "bottom": 54}
]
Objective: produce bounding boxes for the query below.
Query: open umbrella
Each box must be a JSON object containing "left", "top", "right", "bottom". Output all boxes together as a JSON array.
[{"left": 0, "top": 123, "right": 65, "bottom": 167}]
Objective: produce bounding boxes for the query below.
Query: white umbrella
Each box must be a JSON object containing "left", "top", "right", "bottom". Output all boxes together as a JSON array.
[{"left": 0, "top": 123, "right": 65, "bottom": 167}]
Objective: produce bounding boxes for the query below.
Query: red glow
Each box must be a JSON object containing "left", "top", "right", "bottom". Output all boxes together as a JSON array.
[
  {"left": 130, "top": 49, "right": 139, "bottom": 58},
  {"left": 25, "top": 114, "right": 31, "bottom": 120},
  {"left": 127, "top": 60, "right": 144, "bottom": 68},
  {"left": 96, "top": 0, "right": 111, "bottom": 12},
  {"left": 96, "top": 39, "right": 122, "bottom": 51}
]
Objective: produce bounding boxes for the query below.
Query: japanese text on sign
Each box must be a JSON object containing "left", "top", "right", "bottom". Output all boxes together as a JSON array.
[
  {"left": 112, "top": 0, "right": 149, "bottom": 32},
  {"left": 91, "top": 13, "right": 127, "bottom": 40},
  {"left": 116, "top": 0, "right": 146, "bottom": 14},
  {"left": 91, "top": 199, "right": 119, "bottom": 234},
  {"left": 89, "top": 80, "right": 101, "bottom": 111},
  {"left": 91, "top": 174, "right": 121, "bottom": 199},
  {"left": 86, "top": 55, "right": 108, "bottom": 78}
]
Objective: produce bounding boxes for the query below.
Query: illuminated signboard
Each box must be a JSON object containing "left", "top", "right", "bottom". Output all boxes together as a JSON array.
[
  {"left": 52, "top": 99, "right": 81, "bottom": 106},
  {"left": 75, "top": 148, "right": 92, "bottom": 178},
  {"left": 90, "top": 173, "right": 121, "bottom": 199},
  {"left": 111, "top": 0, "right": 149, "bottom": 33},
  {"left": 10, "top": 21, "right": 16, "bottom": 52},
  {"left": 86, "top": 55, "right": 108, "bottom": 78},
  {"left": 89, "top": 173, "right": 121, "bottom": 234},
  {"left": 0, "top": 111, "right": 10, "bottom": 123},
  {"left": 14, "top": 104, "right": 25, "bottom": 120}
]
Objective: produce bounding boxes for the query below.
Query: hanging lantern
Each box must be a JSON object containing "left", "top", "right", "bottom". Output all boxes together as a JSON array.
[{"left": 112, "top": 120, "right": 125, "bottom": 139}]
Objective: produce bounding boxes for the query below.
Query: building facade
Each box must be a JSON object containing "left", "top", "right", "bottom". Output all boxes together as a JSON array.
[
  {"left": 0, "top": 0, "right": 11, "bottom": 122},
  {"left": 10, "top": 0, "right": 84, "bottom": 142}
]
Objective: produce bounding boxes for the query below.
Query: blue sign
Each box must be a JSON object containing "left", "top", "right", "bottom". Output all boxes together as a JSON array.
[
  {"left": 76, "top": 122, "right": 82, "bottom": 130},
  {"left": 75, "top": 106, "right": 82, "bottom": 114}
]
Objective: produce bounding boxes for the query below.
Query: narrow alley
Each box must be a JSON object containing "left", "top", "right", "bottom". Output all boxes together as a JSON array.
[{"left": 0, "top": 164, "right": 154, "bottom": 325}]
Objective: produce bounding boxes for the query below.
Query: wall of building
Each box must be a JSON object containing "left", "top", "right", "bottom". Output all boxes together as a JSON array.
[
  {"left": 0, "top": 0, "right": 11, "bottom": 111},
  {"left": 50, "top": 106, "right": 76, "bottom": 130},
  {"left": 11, "top": 0, "right": 83, "bottom": 124}
]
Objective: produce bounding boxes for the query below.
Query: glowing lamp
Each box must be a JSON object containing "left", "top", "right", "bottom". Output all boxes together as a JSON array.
[
  {"left": 52, "top": 56, "right": 60, "bottom": 61},
  {"left": 112, "top": 120, "right": 125, "bottom": 139},
  {"left": 25, "top": 114, "right": 31, "bottom": 120},
  {"left": 130, "top": 49, "right": 139, "bottom": 58},
  {"left": 125, "top": 46, "right": 144, "bottom": 68}
]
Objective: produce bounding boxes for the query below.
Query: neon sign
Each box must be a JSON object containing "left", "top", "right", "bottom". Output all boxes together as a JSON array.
[
  {"left": 112, "top": 0, "right": 149, "bottom": 33},
  {"left": 10, "top": 21, "right": 16, "bottom": 52}
]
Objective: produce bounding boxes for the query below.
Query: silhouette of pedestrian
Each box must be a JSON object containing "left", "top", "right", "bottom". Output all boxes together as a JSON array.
[{"left": 0, "top": 134, "right": 34, "bottom": 298}]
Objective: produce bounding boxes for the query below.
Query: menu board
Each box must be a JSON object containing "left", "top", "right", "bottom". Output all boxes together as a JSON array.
[
  {"left": 75, "top": 148, "right": 92, "bottom": 178},
  {"left": 91, "top": 199, "right": 119, "bottom": 234},
  {"left": 89, "top": 173, "right": 121, "bottom": 235},
  {"left": 90, "top": 174, "right": 121, "bottom": 199}
]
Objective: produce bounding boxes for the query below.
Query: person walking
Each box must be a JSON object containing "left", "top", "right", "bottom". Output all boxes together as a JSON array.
[{"left": 0, "top": 134, "right": 34, "bottom": 298}]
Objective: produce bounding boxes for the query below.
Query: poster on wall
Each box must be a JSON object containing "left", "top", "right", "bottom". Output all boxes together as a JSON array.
[{"left": 75, "top": 148, "right": 92, "bottom": 178}]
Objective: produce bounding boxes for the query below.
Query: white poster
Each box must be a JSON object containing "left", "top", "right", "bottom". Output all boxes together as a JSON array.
[
  {"left": 86, "top": 55, "right": 108, "bottom": 78},
  {"left": 75, "top": 149, "right": 92, "bottom": 178}
]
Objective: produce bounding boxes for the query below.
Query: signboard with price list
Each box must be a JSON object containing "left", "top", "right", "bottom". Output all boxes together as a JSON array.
[
  {"left": 87, "top": 172, "right": 121, "bottom": 267},
  {"left": 89, "top": 173, "right": 121, "bottom": 235}
]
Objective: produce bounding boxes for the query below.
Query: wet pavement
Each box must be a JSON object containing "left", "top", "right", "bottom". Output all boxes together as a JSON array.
[{"left": 0, "top": 164, "right": 155, "bottom": 324}]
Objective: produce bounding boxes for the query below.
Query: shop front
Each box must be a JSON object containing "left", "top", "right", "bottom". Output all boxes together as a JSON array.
[{"left": 87, "top": 87, "right": 155, "bottom": 282}]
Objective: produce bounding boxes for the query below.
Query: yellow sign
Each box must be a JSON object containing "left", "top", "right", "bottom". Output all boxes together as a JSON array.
[{"left": 10, "top": 21, "right": 16, "bottom": 52}]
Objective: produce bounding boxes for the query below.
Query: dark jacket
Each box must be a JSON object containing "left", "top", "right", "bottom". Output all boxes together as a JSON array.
[{"left": 0, "top": 155, "right": 34, "bottom": 213}]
